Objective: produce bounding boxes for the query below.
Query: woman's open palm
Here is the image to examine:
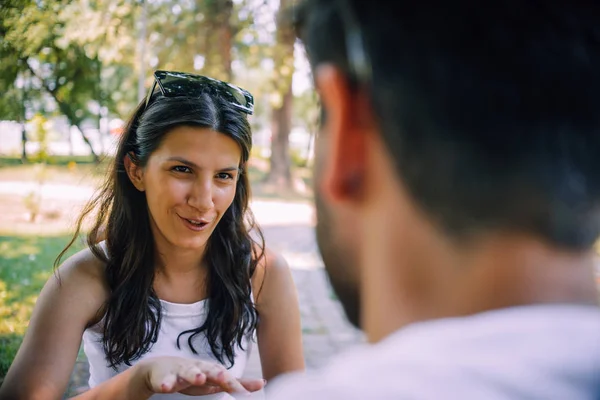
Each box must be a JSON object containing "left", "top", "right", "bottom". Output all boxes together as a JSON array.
[{"left": 142, "top": 356, "right": 265, "bottom": 396}]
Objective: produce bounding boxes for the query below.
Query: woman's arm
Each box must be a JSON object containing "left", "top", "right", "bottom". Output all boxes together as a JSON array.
[
  {"left": 0, "top": 248, "right": 109, "bottom": 400},
  {"left": 252, "top": 249, "right": 305, "bottom": 382}
]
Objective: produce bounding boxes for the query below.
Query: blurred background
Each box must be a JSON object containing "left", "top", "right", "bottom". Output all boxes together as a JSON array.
[{"left": 0, "top": 0, "right": 366, "bottom": 396}]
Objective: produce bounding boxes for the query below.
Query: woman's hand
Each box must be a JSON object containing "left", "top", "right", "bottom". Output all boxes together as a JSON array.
[{"left": 136, "top": 356, "right": 266, "bottom": 396}]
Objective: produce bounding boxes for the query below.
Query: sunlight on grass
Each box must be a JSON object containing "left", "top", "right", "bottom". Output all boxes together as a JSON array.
[{"left": 0, "top": 240, "right": 40, "bottom": 259}]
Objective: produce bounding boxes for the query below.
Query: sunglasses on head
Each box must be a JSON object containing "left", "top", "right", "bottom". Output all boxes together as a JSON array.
[{"left": 144, "top": 70, "right": 255, "bottom": 115}]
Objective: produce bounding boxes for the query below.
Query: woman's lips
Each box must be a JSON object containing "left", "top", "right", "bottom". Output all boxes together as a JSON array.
[{"left": 178, "top": 215, "right": 211, "bottom": 232}]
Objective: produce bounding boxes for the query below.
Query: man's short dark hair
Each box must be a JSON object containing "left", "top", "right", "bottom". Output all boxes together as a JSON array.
[{"left": 296, "top": 0, "right": 600, "bottom": 249}]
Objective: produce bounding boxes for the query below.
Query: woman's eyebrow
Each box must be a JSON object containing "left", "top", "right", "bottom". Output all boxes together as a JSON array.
[
  {"left": 166, "top": 157, "right": 239, "bottom": 172},
  {"left": 166, "top": 156, "right": 198, "bottom": 168}
]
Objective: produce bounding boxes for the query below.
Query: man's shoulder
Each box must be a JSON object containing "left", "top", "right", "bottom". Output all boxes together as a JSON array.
[
  {"left": 267, "top": 335, "right": 415, "bottom": 399},
  {"left": 266, "top": 306, "right": 600, "bottom": 400}
]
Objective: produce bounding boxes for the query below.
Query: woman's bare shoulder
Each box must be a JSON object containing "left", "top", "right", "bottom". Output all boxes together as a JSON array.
[
  {"left": 251, "top": 245, "right": 290, "bottom": 302},
  {"left": 253, "top": 243, "right": 287, "bottom": 267},
  {"left": 54, "top": 242, "right": 110, "bottom": 307}
]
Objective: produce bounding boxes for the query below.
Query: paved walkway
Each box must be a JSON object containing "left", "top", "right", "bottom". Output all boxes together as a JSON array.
[{"left": 60, "top": 195, "right": 364, "bottom": 397}]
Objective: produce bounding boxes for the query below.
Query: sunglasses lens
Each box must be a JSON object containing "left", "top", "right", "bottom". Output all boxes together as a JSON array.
[
  {"left": 227, "top": 84, "right": 248, "bottom": 107},
  {"left": 152, "top": 71, "right": 254, "bottom": 114}
]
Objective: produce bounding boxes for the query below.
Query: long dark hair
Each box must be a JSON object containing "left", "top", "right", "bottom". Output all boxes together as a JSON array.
[{"left": 55, "top": 93, "right": 264, "bottom": 369}]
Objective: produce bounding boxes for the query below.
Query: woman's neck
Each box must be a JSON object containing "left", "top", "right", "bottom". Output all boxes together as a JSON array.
[
  {"left": 150, "top": 225, "right": 207, "bottom": 275},
  {"left": 155, "top": 242, "right": 206, "bottom": 276},
  {"left": 152, "top": 239, "right": 209, "bottom": 303}
]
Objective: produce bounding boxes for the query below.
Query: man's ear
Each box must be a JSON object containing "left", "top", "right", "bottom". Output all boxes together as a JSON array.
[
  {"left": 124, "top": 153, "right": 145, "bottom": 192},
  {"left": 315, "top": 64, "right": 374, "bottom": 205}
]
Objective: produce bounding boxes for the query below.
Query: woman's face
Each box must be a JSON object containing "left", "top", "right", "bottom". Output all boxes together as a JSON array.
[{"left": 129, "top": 126, "right": 242, "bottom": 251}]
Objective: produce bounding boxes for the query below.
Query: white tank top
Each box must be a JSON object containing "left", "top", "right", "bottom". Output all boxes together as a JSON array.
[{"left": 82, "top": 243, "right": 253, "bottom": 399}]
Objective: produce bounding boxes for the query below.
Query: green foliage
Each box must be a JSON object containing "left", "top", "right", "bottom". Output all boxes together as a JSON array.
[
  {"left": 0, "top": 0, "right": 108, "bottom": 163},
  {"left": 0, "top": 1, "right": 33, "bottom": 121},
  {"left": 0, "top": 78, "right": 26, "bottom": 122},
  {"left": 57, "top": 0, "right": 138, "bottom": 115}
]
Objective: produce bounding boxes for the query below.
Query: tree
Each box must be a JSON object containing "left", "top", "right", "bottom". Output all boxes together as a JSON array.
[
  {"left": 0, "top": 2, "right": 36, "bottom": 162},
  {"left": 0, "top": 0, "right": 106, "bottom": 162},
  {"left": 265, "top": 0, "right": 295, "bottom": 188},
  {"left": 202, "top": 0, "right": 234, "bottom": 81}
]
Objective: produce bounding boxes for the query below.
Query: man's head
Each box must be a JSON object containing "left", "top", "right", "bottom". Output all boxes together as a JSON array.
[{"left": 296, "top": 0, "right": 600, "bottom": 332}]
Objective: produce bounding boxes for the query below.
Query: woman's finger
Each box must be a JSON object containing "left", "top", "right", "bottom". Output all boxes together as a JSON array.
[
  {"left": 239, "top": 378, "right": 266, "bottom": 392},
  {"left": 177, "top": 365, "right": 207, "bottom": 386},
  {"left": 200, "top": 363, "right": 249, "bottom": 394},
  {"left": 156, "top": 372, "right": 177, "bottom": 392},
  {"left": 179, "top": 384, "right": 225, "bottom": 396}
]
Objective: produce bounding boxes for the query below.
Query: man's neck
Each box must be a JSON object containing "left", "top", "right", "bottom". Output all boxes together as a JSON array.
[{"left": 361, "top": 229, "right": 599, "bottom": 343}]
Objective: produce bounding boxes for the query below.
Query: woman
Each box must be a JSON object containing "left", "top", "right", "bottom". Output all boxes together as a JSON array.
[{"left": 0, "top": 71, "right": 305, "bottom": 399}]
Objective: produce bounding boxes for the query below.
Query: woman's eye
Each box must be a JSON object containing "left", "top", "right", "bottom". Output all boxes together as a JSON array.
[
  {"left": 216, "top": 172, "right": 233, "bottom": 180},
  {"left": 172, "top": 165, "right": 191, "bottom": 173}
]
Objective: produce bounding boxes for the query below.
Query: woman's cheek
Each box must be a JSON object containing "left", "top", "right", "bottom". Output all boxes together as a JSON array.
[
  {"left": 165, "top": 177, "right": 192, "bottom": 198},
  {"left": 214, "top": 184, "right": 236, "bottom": 210}
]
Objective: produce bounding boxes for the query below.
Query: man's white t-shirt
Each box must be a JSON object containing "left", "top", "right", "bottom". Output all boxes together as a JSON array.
[{"left": 267, "top": 305, "right": 600, "bottom": 399}]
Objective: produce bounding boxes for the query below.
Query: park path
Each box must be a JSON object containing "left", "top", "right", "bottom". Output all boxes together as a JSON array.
[{"left": 57, "top": 193, "right": 364, "bottom": 397}]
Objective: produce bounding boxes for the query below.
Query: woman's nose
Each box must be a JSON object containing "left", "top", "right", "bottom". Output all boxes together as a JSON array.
[{"left": 188, "top": 178, "right": 214, "bottom": 211}]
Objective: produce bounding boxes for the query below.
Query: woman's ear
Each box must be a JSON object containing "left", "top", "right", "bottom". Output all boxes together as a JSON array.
[{"left": 124, "top": 153, "right": 145, "bottom": 192}]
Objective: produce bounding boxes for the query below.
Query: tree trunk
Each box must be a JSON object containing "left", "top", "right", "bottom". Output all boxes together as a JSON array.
[
  {"left": 265, "top": 0, "right": 295, "bottom": 188},
  {"left": 20, "top": 71, "right": 28, "bottom": 163},
  {"left": 21, "top": 123, "right": 27, "bottom": 163},
  {"left": 267, "top": 84, "right": 293, "bottom": 187},
  {"left": 203, "top": 0, "right": 233, "bottom": 81}
]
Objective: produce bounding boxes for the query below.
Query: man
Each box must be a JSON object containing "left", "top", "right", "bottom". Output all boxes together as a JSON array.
[{"left": 267, "top": 0, "right": 600, "bottom": 398}]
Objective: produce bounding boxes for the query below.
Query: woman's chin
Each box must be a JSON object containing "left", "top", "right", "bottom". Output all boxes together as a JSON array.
[{"left": 171, "top": 237, "right": 209, "bottom": 251}]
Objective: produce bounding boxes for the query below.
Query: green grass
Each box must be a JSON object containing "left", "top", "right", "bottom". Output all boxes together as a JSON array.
[{"left": 0, "top": 234, "right": 84, "bottom": 378}]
